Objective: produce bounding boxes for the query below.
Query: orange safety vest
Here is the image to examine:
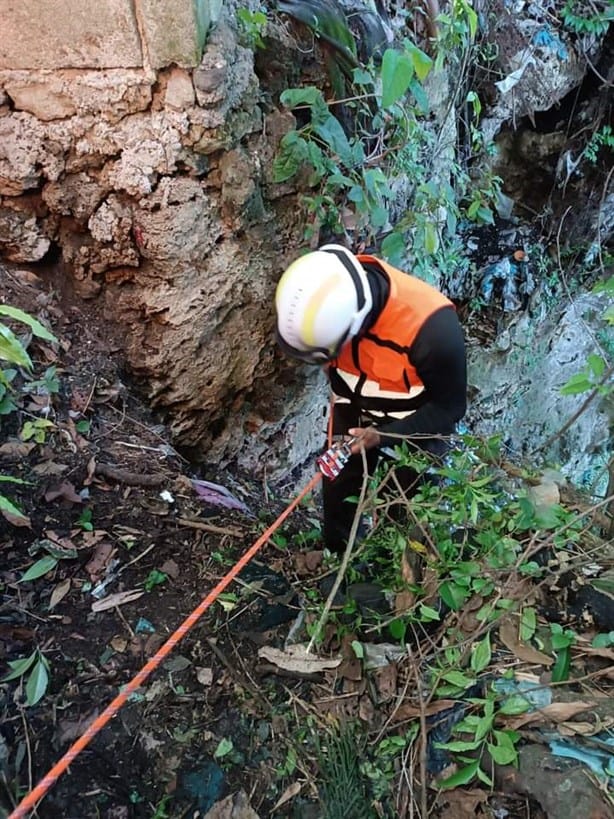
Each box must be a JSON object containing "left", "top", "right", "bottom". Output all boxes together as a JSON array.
[{"left": 330, "top": 256, "right": 454, "bottom": 420}]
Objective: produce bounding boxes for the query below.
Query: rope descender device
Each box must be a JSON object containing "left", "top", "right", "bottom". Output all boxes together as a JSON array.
[{"left": 316, "top": 437, "right": 356, "bottom": 480}]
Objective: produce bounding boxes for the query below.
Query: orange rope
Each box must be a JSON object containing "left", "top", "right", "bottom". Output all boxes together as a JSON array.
[{"left": 8, "top": 472, "right": 322, "bottom": 819}]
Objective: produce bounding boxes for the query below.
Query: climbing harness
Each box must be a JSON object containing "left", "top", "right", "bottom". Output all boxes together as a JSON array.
[{"left": 316, "top": 437, "right": 356, "bottom": 480}]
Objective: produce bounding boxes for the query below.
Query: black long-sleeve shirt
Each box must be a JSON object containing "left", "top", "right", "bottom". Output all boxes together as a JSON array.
[{"left": 338, "top": 262, "right": 467, "bottom": 448}]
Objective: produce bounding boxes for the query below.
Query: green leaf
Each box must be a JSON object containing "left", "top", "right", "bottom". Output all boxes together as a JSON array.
[
  {"left": 551, "top": 646, "right": 571, "bottom": 682},
  {"left": 438, "top": 759, "right": 479, "bottom": 789},
  {"left": 280, "top": 86, "right": 324, "bottom": 110},
  {"left": 435, "top": 739, "right": 481, "bottom": 752},
  {"left": 476, "top": 765, "right": 493, "bottom": 786},
  {"left": 144, "top": 569, "right": 168, "bottom": 592},
  {"left": 498, "top": 695, "right": 532, "bottom": 716},
  {"left": 389, "top": 618, "right": 407, "bottom": 643},
  {"left": 314, "top": 116, "right": 353, "bottom": 165},
  {"left": 347, "top": 185, "right": 365, "bottom": 204},
  {"left": 0, "top": 395, "right": 18, "bottom": 415},
  {"left": 351, "top": 640, "right": 364, "bottom": 659},
  {"left": 587, "top": 354, "right": 605, "bottom": 377},
  {"left": 475, "top": 713, "right": 494, "bottom": 742},
  {"left": 487, "top": 738, "right": 517, "bottom": 765},
  {"left": 380, "top": 48, "right": 414, "bottom": 108},
  {"left": 460, "top": 0, "right": 478, "bottom": 39},
  {"left": 560, "top": 373, "right": 592, "bottom": 395},
  {"left": 591, "top": 578, "right": 614, "bottom": 596},
  {"left": 0, "top": 306, "right": 57, "bottom": 342},
  {"left": 353, "top": 67, "right": 373, "bottom": 85},
  {"left": 441, "top": 670, "right": 475, "bottom": 689},
  {"left": 217, "top": 591, "right": 238, "bottom": 612},
  {"left": 272, "top": 132, "right": 309, "bottom": 183},
  {"left": 466, "top": 90, "right": 482, "bottom": 118},
  {"left": 409, "top": 78, "right": 430, "bottom": 114},
  {"left": 591, "top": 632, "right": 614, "bottom": 648},
  {"left": 476, "top": 205, "right": 494, "bottom": 225},
  {"left": 466, "top": 200, "right": 480, "bottom": 220},
  {"left": 407, "top": 42, "right": 433, "bottom": 82},
  {"left": 2, "top": 651, "right": 38, "bottom": 681},
  {"left": 370, "top": 205, "right": 389, "bottom": 228},
  {"left": 439, "top": 580, "right": 469, "bottom": 611},
  {"left": 19, "top": 555, "right": 58, "bottom": 582},
  {"left": 418, "top": 604, "right": 440, "bottom": 622},
  {"left": 423, "top": 221, "right": 439, "bottom": 255},
  {"left": 520, "top": 607, "right": 537, "bottom": 642},
  {"left": 381, "top": 232, "right": 405, "bottom": 266},
  {"left": 213, "top": 737, "right": 234, "bottom": 759},
  {"left": 470, "top": 634, "right": 492, "bottom": 674},
  {"left": 0, "top": 324, "right": 32, "bottom": 368},
  {"left": 26, "top": 657, "right": 49, "bottom": 706},
  {"left": 0, "top": 493, "right": 29, "bottom": 526}
]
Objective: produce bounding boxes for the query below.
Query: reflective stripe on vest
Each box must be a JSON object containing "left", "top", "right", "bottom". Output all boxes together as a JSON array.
[{"left": 330, "top": 257, "right": 453, "bottom": 421}]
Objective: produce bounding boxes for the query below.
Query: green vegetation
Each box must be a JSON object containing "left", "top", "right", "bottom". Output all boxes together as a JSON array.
[
  {"left": 288, "top": 430, "right": 611, "bottom": 794},
  {"left": 1, "top": 649, "right": 50, "bottom": 707},
  {"left": 561, "top": 0, "right": 613, "bottom": 37},
  {"left": 236, "top": 7, "right": 267, "bottom": 50},
  {"left": 0, "top": 305, "right": 58, "bottom": 526},
  {"left": 273, "top": 1, "right": 500, "bottom": 268}
]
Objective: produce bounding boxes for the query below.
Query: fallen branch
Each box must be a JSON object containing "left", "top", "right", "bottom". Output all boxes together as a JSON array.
[{"left": 94, "top": 462, "right": 167, "bottom": 487}]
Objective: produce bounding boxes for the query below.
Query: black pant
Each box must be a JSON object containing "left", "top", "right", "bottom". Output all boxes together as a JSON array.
[{"left": 322, "top": 403, "right": 447, "bottom": 554}]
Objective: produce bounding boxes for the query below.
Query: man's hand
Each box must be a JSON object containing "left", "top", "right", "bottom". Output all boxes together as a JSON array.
[{"left": 348, "top": 427, "right": 381, "bottom": 455}]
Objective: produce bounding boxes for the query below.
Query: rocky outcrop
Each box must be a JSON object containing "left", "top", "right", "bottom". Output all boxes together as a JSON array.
[{"left": 0, "top": 3, "right": 330, "bottom": 473}]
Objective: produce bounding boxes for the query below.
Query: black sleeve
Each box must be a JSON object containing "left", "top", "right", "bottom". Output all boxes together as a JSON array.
[{"left": 377, "top": 306, "right": 467, "bottom": 447}]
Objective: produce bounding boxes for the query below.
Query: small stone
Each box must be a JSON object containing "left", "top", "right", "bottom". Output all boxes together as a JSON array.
[
  {"left": 5, "top": 82, "right": 76, "bottom": 121},
  {"left": 193, "top": 64, "right": 227, "bottom": 94},
  {"left": 164, "top": 68, "right": 195, "bottom": 110},
  {"left": 529, "top": 481, "right": 560, "bottom": 508}
]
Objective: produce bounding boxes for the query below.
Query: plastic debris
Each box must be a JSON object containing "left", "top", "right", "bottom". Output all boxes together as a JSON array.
[
  {"left": 180, "top": 761, "right": 224, "bottom": 814},
  {"left": 91, "top": 558, "right": 121, "bottom": 599},
  {"left": 549, "top": 735, "right": 614, "bottom": 778},
  {"left": 159, "top": 489, "right": 174, "bottom": 503},
  {"left": 191, "top": 479, "right": 252, "bottom": 516},
  {"left": 495, "top": 60, "right": 534, "bottom": 94},
  {"left": 479, "top": 255, "right": 535, "bottom": 312},
  {"left": 135, "top": 617, "right": 155, "bottom": 634},
  {"left": 493, "top": 675, "right": 553, "bottom": 710},
  {"left": 533, "top": 26, "right": 568, "bottom": 61},
  {"left": 427, "top": 700, "right": 471, "bottom": 774}
]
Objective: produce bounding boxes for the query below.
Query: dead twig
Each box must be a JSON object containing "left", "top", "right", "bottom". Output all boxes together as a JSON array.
[
  {"left": 306, "top": 447, "right": 370, "bottom": 653},
  {"left": 176, "top": 517, "right": 244, "bottom": 537},
  {"left": 406, "top": 644, "right": 428, "bottom": 819},
  {"left": 18, "top": 708, "right": 35, "bottom": 816},
  {"left": 94, "top": 463, "right": 167, "bottom": 487},
  {"left": 205, "top": 638, "right": 265, "bottom": 704}
]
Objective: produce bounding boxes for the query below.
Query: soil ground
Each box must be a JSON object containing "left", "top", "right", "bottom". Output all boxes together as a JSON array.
[{"left": 0, "top": 264, "right": 613, "bottom": 819}]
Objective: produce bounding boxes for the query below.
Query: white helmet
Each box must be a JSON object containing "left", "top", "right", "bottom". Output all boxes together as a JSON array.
[{"left": 275, "top": 244, "right": 373, "bottom": 363}]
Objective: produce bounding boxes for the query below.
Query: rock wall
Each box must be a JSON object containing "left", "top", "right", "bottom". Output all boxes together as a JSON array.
[
  {"left": 0, "top": 0, "right": 330, "bottom": 474},
  {"left": 467, "top": 290, "right": 613, "bottom": 492}
]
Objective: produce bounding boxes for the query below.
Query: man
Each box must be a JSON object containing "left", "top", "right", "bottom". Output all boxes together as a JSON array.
[{"left": 275, "top": 244, "right": 467, "bottom": 556}]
